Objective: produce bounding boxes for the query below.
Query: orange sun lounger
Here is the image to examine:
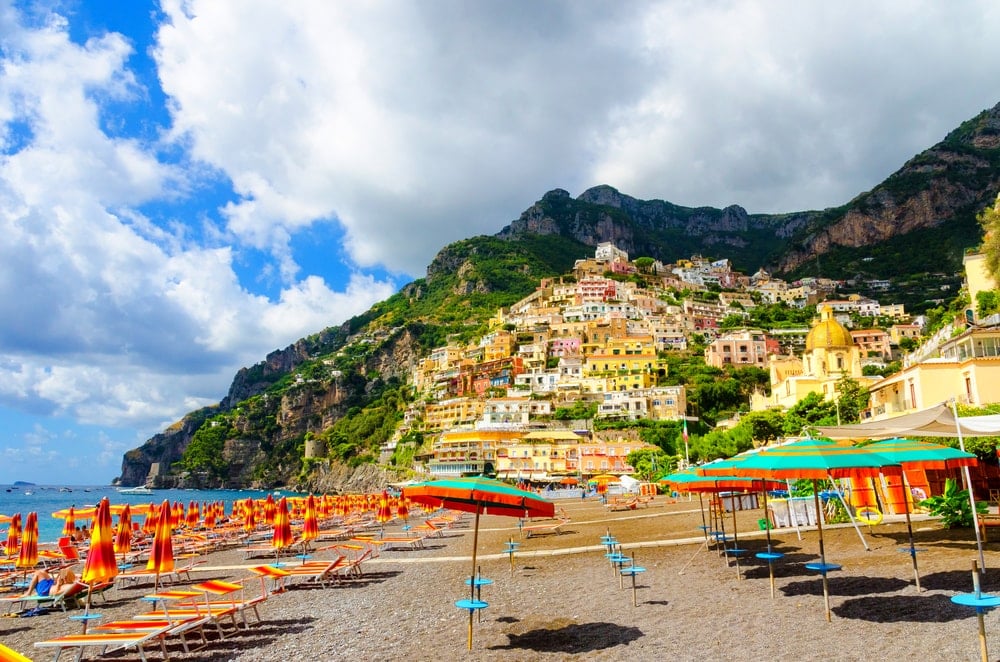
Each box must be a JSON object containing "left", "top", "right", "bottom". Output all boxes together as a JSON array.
[{"left": 33, "top": 624, "right": 174, "bottom": 662}]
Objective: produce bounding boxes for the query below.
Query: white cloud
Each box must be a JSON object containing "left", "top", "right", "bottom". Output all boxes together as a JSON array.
[{"left": 0, "top": 3, "right": 396, "bottom": 443}]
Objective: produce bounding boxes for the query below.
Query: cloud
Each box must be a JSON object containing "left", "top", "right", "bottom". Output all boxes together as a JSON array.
[{"left": 0, "top": 4, "right": 396, "bottom": 441}]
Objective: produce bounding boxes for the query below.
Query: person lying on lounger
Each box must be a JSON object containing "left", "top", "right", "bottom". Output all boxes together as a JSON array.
[{"left": 20, "top": 567, "right": 78, "bottom": 598}]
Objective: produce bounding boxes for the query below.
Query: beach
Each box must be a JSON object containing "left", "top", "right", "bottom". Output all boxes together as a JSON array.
[{"left": 3, "top": 496, "right": 999, "bottom": 661}]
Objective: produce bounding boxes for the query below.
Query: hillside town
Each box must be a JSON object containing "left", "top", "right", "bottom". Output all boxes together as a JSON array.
[{"left": 333, "top": 244, "right": 1000, "bottom": 484}]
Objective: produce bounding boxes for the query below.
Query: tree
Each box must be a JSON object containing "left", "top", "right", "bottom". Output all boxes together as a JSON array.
[
  {"left": 740, "top": 410, "right": 785, "bottom": 445},
  {"left": 977, "top": 290, "right": 1000, "bottom": 318},
  {"left": 626, "top": 448, "right": 676, "bottom": 481},
  {"left": 835, "top": 377, "right": 870, "bottom": 423},
  {"left": 978, "top": 193, "right": 1000, "bottom": 283}
]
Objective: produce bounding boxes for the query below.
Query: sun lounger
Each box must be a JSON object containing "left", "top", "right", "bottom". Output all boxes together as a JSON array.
[
  {"left": 521, "top": 518, "right": 571, "bottom": 538},
  {"left": 94, "top": 615, "right": 210, "bottom": 654},
  {"left": 282, "top": 556, "right": 349, "bottom": 588},
  {"left": 0, "top": 581, "right": 90, "bottom": 614},
  {"left": 116, "top": 559, "right": 206, "bottom": 588},
  {"left": 377, "top": 536, "right": 425, "bottom": 550},
  {"left": 34, "top": 623, "right": 174, "bottom": 662}
]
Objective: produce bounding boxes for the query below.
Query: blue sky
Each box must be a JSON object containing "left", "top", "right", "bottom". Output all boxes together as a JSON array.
[{"left": 3, "top": 0, "right": 1000, "bottom": 486}]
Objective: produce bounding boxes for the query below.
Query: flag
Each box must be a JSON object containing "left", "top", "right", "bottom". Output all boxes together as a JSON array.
[{"left": 682, "top": 418, "right": 689, "bottom": 443}]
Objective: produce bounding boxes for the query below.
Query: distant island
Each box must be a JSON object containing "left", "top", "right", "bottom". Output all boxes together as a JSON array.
[{"left": 12, "top": 480, "right": 36, "bottom": 486}]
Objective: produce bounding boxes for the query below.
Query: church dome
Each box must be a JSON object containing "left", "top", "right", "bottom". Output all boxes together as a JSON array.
[{"left": 805, "top": 306, "right": 854, "bottom": 351}]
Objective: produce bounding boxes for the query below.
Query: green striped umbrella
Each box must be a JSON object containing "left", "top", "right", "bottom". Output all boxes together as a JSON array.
[
  {"left": 862, "top": 438, "right": 978, "bottom": 590},
  {"left": 702, "top": 439, "right": 902, "bottom": 620},
  {"left": 403, "top": 477, "right": 554, "bottom": 649}
]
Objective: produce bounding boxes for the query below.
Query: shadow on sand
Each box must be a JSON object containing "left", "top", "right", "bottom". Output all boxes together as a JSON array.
[
  {"left": 488, "top": 621, "right": 643, "bottom": 653},
  {"left": 832, "top": 593, "right": 969, "bottom": 623}
]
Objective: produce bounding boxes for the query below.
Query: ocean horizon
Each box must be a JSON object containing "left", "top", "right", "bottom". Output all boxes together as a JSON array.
[{"left": 0, "top": 484, "right": 297, "bottom": 544}]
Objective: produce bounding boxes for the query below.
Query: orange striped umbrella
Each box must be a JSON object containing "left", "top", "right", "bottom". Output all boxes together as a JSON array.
[
  {"left": 15, "top": 512, "right": 38, "bottom": 570},
  {"left": 4, "top": 513, "right": 21, "bottom": 558},
  {"left": 146, "top": 500, "right": 175, "bottom": 590},
  {"left": 114, "top": 504, "right": 132, "bottom": 557},
  {"left": 397, "top": 497, "right": 410, "bottom": 526},
  {"left": 61, "top": 506, "right": 76, "bottom": 538},
  {"left": 80, "top": 497, "right": 118, "bottom": 630},
  {"left": 186, "top": 501, "right": 199, "bottom": 529},
  {"left": 264, "top": 493, "right": 276, "bottom": 525},
  {"left": 272, "top": 497, "right": 293, "bottom": 556},
  {"left": 376, "top": 491, "right": 392, "bottom": 525},
  {"left": 243, "top": 498, "right": 257, "bottom": 533},
  {"left": 81, "top": 498, "right": 118, "bottom": 584},
  {"left": 142, "top": 504, "right": 157, "bottom": 535},
  {"left": 301, "top": 495, "right": 319, "bottom": 547}
]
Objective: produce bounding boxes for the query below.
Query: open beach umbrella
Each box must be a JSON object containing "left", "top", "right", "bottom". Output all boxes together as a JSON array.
[
  {"left": 702, "top": 438, "right": 902, "bottom": 621},
  {"left": 301, "top": 495, "right": 319, "bottom": 550},
  {"left": 272, "top": 497, "right": 293, "bottom": 560},
  {"left": 146, "top": 500, "right": 175, "bottom": 590},
  {"left": 403, "top": 477, "right": 555, "bottom": 649},
  {"left": 81, "top": 497, "right": 118, "bottom": 631},
  {"left": 861, "top": 437, "right": 978, "bottom": 591},
  {"left": 5, "top": 513, "right": 21, "bottom": 558},
  {"left": 15, "top": 512, "right": 38, "bottom": 571}
]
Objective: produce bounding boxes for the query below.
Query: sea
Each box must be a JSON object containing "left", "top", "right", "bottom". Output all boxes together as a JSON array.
[{"left": 0, "top": 485, "right": 292, "bottom": 544}]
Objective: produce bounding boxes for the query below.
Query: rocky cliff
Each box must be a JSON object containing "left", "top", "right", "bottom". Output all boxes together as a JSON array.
[{"left": 119, "top": 101, "right": 1000, "bottom": 492}]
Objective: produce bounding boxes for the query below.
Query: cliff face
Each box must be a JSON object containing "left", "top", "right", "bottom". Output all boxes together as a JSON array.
[{"left": 119, "top": 102, "right": 1000, "bottom": 491}]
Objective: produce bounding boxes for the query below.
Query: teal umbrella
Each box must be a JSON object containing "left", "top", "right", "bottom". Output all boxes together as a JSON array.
[
  {"left": 700, "top": 438, "right": 903, "bottom": 620},
  {"left": 403, "top": 477, "right": 555, "bottom": 649},
  {"left": 862, "top": 437, "right": 978, "bottom": 591}
]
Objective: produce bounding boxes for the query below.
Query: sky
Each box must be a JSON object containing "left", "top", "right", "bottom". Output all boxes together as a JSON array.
[{"left": 2, "top": 1, "right": 1000, "bottom": 486}]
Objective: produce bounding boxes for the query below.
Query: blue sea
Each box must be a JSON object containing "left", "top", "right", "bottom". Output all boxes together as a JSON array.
[{"left": 0, "top": 485, "right": 293, "bottom": 544}]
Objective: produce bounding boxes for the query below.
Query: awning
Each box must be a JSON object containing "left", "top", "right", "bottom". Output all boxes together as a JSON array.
[{"left": 813, "top": 402, "right": 1000, "bottom": 440}]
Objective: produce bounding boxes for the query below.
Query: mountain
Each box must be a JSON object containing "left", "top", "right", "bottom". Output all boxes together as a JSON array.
[{"left": 118, "top": 102, "right": 1000, "bottom": 489}]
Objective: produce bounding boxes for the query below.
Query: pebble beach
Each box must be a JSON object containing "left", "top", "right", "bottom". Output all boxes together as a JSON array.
[{"left": 4, "top": 495, "right": 1000, "bottom": 661}]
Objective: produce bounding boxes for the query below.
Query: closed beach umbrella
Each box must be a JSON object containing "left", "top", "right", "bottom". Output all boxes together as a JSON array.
[
  {"left": 272, "top": 497, "right": 293, "bottom": 558},
  {"left": 702, "top": 438, "right": 902, "bottom": 621},
  {"left": 5, "top": 513, "right": 21, "bottom": 558},
  {"left": 264, "top": 493, "right": 276, "bottom": 525},
  {"left": 81, "top": 497, "right": 118, "bottom": 631},
  {"left": 243, "top": 498, "right": 257, "bottom": 534},
  {"left": 397, "top": 497, "right": 410, "bottom": 525},
  {"left": 301, "top": 495, "right": 319, "bottom": 548},
  {"left": 376, "top": 491, "right": 392, "bottom": 526},
  {"left": 16, "top": 512, "right": 38, "bottom": 570},
  {"left": 146, "top": 500, "right": 175, "bottom": 590},
  {"left": 61, "top": 506, "right": 76, "bottom": 538},
  {"left": 186, "top": 501, "right": 199, "bottom": 529},
  {"left": 403, "top": 477, "right": 555, "bottom": 649},
  {"left": 114, "top": 504, "right": 132, "bottom": 558}
]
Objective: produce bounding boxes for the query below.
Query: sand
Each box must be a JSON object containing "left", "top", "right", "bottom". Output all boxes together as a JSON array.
[{"left": 3, "top": 495, "right": 1000, "bottom": 661}]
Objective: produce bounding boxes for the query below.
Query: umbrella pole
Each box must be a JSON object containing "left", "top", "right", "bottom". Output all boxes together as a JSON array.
[
  {"left": 467, "top": 505, "right": 481, "bottom": 650},
  {"left": 730, "top": 499, "right": 742, "bottom": 579},
  {"left": 813, "top": 480, "right": 831, "bottom": 623},
  {"left": 901, "top": 474, "right": 921, "bottom": 591},
  {"left": 761, "top": 487, "right": 776, "bottom": 599},
  {"left": 697, "top": 493, "right": 708, "bottom": 542}
]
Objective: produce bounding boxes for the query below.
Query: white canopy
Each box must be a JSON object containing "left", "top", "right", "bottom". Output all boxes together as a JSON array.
[{"left": 813, "top": 403, "right": 1000, "bottom": 440}]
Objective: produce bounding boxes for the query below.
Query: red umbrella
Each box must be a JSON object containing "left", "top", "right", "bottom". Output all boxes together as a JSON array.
[
  {"left": 272, "top": 497, "right": 293, "bottom": 560},
  {"left": 16, "top": 512, "right": 38, "bottom": 570},
  {"left": 403, "top": 477, "right": 555, "bottom": 649},
  {"left": 243, "top": 498, "right": 257, "bottom": 534},
  {"left": 61, "top": 506, "right": 76, "bottom": 538},
  {"left": 114, "top": 504, "right": 132, "bottom": 559},
  {"left": 376, "top": 491, "right": 393, "bottom": 527},
  {"left": 301, "top": 495, "right": 319, "bottom": 549},
  {"left": 146, "top": 500, "right": 175, "bottom": 590},
  {"left": 264, "top": 494, "right": 277, "bottom": 525},
  {"left": 397, "top": 497, "right": 410, "bottom": 528},
  {"left": 81, "top": 498, "right": 119, "bottom": 631},
  {"left": 4, "top": 513, "right": 21, "bottom": 558},
  {"left": 186, "top": 501, "right": 199, "bottom": 529}
]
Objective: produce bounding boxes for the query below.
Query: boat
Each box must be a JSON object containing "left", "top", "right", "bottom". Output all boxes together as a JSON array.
[
  {"left": 59, "top": 487, "right": 73, "bottom": 493},
  {"left": 117, "top": 485, "right": 153, "bottom": 495}
]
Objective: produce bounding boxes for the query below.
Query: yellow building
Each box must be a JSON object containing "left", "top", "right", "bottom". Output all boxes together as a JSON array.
[
  {"left": 754, "top": 306, "right": 877, "bottom": 410},
  {"left": 422, "top": 398, "right": 485, "bottom": 431},
  {"left": 496, "top": 430, "right": 584, "bottom": 480},
  {"left": 427, "top": 428, "right": 520, "bottom": 477},
  {"left": 867, "top": 324, "right": 1000, "bottom": 418}
]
